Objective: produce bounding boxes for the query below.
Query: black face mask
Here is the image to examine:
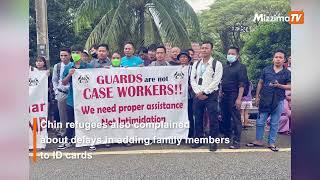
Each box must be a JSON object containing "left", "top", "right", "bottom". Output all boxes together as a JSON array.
[{"left": 91, "top": 52, "right": 98, "bottom": 59}]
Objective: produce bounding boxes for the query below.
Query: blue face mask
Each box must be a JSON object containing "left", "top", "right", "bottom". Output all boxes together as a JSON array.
[{"left": 227, "top": 55, "right": 237, "bottom": 63}]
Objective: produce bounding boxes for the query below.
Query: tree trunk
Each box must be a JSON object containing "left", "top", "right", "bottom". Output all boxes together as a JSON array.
[
  {"left": 35, "top": 0, "right": 50, "bottom": 66},
  {"left": 138, "top": 8, "right": 145, "bottom": 48}
]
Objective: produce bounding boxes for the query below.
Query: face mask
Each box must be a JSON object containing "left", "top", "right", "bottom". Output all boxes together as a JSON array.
[
  {"left": 71, "top": 53, "right": 81, "bottom": 62},
  {"left": 111, "top": 58, "right": 121, "bottom": 67},
  {"left": 227, "top": 55, "right": 237, "bottom": 63},
  {"left": 91, "top": 52, "right": 97, "bottom": 59}
]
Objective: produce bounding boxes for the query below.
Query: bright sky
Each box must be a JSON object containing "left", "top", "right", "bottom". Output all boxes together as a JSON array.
[{"left": 186, "top": 0, "right": 216, "bottom": 12}]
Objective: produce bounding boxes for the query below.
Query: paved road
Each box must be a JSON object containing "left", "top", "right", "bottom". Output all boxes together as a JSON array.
[
  {"left": 30, "top": 151, "right": 290, "bottom": 180},
  {"left": 30, "top": 126, "right": 291, "bottom": 180}
]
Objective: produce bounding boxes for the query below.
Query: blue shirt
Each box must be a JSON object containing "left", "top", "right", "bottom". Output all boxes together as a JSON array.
[
  {"left": 63, "top": 62, "right": 92, "bottom": 107},
  {"left": 260, "top": 65, "right": 291, "bottom": 100},
  {"left": 121, "top": 56, "right": 144, "bottom": 67}
]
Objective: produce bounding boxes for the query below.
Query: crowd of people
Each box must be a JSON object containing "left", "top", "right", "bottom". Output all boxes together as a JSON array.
[{"left": 30, "top": 40, "right": 291, "bottom": 152}]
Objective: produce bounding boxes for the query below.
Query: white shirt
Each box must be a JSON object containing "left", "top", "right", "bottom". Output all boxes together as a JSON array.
[
  {"left": 29, "top": 66, "right": 39, "bottom": 72},
  {"left": 52, "top": 62, "right": 70, "bottom": 94},
  {"left": 287, "top": 66, "right": 291, "bottom": 72},
  {"left": 190, "top": 57, "right": 223, "bottom": 95}
]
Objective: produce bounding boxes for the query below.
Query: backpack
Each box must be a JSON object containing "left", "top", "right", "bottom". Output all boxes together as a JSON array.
[
  {"left": 192, "top": 59, "right": 220, "bottom": 94},
  {"left": 194, "top": 59, "right": 217, "bottom": 79},
  {"left": 56, "top": 63, "right": 61, "bottom": 78},
  {"left": 194, "top": 60, "right": 250, "bottom": 97}
]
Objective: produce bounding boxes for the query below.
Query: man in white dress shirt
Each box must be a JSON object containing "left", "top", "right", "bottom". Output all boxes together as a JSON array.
[
  {"left": 52, "top": 48, "right": 72, "bottom": 137},
  {"left": 190, "top": 41, "right": 223, "bottom": 151}
]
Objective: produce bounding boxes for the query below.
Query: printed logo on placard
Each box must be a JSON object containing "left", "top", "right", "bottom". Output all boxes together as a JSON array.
[
  {"left": 174, "top": 72, "right": 184, "bottom": 80},
  {"left": 78, "top": 75, "right": 90, "bottom": 84},
  {"left": 29, "top": 78, "right": 39, "bottom": 86}
]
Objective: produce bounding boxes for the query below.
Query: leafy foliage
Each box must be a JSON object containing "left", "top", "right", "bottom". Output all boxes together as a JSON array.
[
  {"left": 198, "top": 0, "right": 291, "bottom": 86},
  {"left": 199, "top": 0, "right": 290, "bottom": 53},
  {"left": 29, "top": 0, "right": 92, "bottom": 66},
  {"left": 74, "top": 0, "right": 201, "bottom": 52},
  {"left": 242, "top": 22, "right": 291, "bottom": 86}
]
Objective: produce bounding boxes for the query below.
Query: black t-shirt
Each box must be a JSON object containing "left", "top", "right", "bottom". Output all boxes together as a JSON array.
[{"left": 221, "top": 60, "right": 248, "bottom": 93}]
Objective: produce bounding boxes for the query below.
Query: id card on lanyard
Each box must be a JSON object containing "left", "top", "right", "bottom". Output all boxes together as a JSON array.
[{"left": 198, "top": 63, "right": 207, "bottom": 85}]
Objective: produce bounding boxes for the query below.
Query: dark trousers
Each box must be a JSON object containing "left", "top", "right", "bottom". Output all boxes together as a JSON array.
[
  {"left": 66, "top": 105, "right": 75, "bottom": 142},
  {"left": 193, "top": 91, "right": 219, "bottom": 138},
  {"left": 221, "top": 92, "right": 242, "bottom": 143},
  {"left": 188, "top": 98, "right": 194, "bottom": 138}
]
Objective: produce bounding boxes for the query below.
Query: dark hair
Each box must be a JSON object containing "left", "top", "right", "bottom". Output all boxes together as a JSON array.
[
  {"left": 228, "top": 46, "right": 240, "bottom": 54},
  {"left": 97, "top": 44, "right": 109, "bottom": 51},
  {"left": 112, "top": 51, "right": 121, "bottom": 55},
  {"left": 111, "top": 51, "right": 121, "bottom": 58},
  {"left": 60, "top": 48, "right": 71, "bottom": 54},
  {"left": 285, "top": 54, "right": 291, "bottom": 63},
  {"left": 90, "top": 44, "right": 98, "bottom": 50},
  {"left": 124, "top": 41, "right": 135, "bottom": 48},
  {"left": 273, "top": 49, "right": 286, "bottom": 58},
  {"left": 202, "top": 41, "right": 213, "bottom": 49},
  {"left": 71, "top": 45, "right": 83, "bottom": 52},
  {"left": 82, "top": 51, "right": 89, "bottom": 56},
  {"left": 147, "top": 44, "right": 157, "bottom": 52},
  {"left": 156, "top": 45, "right": 166, "bottom": 53},
  {"left": 177, "top": 51, "right": 191, "bottom": 62},
  {"left": 187, "top": 48, "right": 194, "bottom": 54},
  {"left": 137, "top": 47, "right": 148, "bottom": 54},
  {"left": 35, "top": 56, "right": 48, "bottom": 70}
]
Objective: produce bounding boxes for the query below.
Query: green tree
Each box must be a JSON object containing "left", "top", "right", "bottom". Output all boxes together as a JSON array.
[
  {"left": 241, "top": 22, "right": 291, "bottom": 87},
  {"left": 199, "top": 0, "right": 290, "bottom": 53},
  {"left": 29, "top": 1, "right": 37, "bottom": 64},
  {"left": 29, "top": 0, "right": 89, "bottom": 66},
  {"left": 74, "top": 0, "right": 201, "bottom": 52}
]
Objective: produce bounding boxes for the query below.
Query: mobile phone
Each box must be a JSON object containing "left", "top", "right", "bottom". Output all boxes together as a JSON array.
[{"left": 198, "top": 78, "right": 203, "bottom": 85}]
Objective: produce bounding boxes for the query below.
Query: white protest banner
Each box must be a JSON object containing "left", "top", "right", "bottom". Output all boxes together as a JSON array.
[
  {"left": 73, "top": 66, "right": 189, "bottom": 147},
  {"left": 28, "top": 70, "right": 48, "bottom": 149}
]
